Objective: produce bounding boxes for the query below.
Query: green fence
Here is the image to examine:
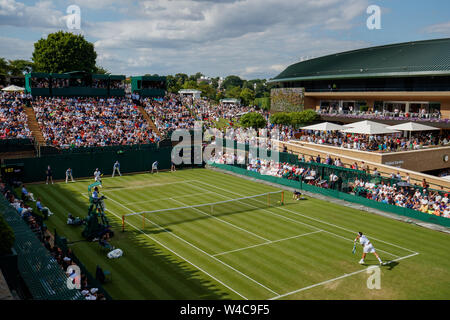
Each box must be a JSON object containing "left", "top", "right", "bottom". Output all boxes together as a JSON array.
[
  {"left": 0, "top": 194, "right": 84, "bottom": 300},
  {"left": 0, "top": 138, "right": 34, "bottom": 152},
  {"left": 218, "top": 139, "right": 445, "bottom": 194},
  {"left": 54, "top": 230, "right": 112, "bottom": 300},
  {"left": 4, "top": 145, "right": 173, "bottom": 183},
  {"left": 210, "top": 162, "right": 450, "bottom": 228}
]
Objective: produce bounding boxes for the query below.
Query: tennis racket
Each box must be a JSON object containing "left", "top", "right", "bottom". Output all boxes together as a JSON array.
[{"left": 352, "top": 242, "right": 356, "bottom": 254}]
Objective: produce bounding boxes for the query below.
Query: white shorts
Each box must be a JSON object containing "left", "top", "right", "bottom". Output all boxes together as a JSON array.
[{"left": 363, "top": 243, "right": 376, "bottom": 253}]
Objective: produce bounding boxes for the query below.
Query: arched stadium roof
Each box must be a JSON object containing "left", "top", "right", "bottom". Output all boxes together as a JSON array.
[{"left": 270, "top": 38, "right": 450, "bottom": 83}]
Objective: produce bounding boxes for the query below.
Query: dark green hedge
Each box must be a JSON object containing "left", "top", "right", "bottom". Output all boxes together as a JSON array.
[{"left": 0, "top": 213, "right": 15, "bottom": 255}]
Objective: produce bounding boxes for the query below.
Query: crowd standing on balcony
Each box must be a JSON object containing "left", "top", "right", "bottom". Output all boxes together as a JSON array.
[{"left": 317, "top": 105, "right": 442, "bottom": 121}]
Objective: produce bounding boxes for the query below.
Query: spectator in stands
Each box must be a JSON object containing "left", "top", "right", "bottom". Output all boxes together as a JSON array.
[
  {"left": 21, "top": 184, "right": 36, "bottom": 202},
  {"left": 36, "top": 197, "right": 54, "bottom": 218},
  {"left": 0, "top": 92, "right": 32, "bottom": 139}
]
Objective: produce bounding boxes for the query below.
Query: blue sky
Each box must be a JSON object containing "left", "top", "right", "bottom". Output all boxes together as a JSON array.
[{"left": 1, "top": 0, "right": 449, "bottom": 79}]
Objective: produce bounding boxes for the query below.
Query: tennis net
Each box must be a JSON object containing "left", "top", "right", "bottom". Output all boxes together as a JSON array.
[{"left": 122, "top": 190, "right": 284, "bottom": 231}]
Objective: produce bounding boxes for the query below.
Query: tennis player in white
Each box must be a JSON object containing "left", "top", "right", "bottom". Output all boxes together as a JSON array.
[
  {"left": 94, "top": 168, "right": 103, "bottom": 187},
  {"left": 354, "top": 232, "right": 385, "bottom": 265},
  {"left": 151, "top": 161, "right": 159, "bottom": 174}
]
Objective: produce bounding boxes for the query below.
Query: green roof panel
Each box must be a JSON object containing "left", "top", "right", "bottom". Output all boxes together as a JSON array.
[{"left": 271, "top": 38, "right": 450, "bottom": 82}]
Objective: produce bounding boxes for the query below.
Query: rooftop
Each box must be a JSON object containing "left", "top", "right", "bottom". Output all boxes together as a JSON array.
[{"left": 271, "top": 38, "right": 450, "bottom": 82}]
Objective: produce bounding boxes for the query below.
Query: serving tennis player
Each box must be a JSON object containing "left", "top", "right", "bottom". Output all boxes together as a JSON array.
[{"left": 354, "top": 232, "right": 386, "bottom": 265}]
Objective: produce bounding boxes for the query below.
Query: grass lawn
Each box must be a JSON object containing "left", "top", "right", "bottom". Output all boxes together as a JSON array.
[{"left": 26, "top": 168, "right": 450, "bottom": 300}]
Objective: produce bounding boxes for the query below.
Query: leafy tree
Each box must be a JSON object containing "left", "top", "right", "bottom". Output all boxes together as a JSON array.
[
  {"left": 226, "top": 86, "right": 241, "bottom": 100},
  {"left": 32, "top": 31, "right": 97, "bottom": 73},
  {"left": 198, "top": 82, "right": 216, "bottom": 100},
  {"left": 270, "top": 112, "right": 292, "bottom": 126},
  {"left": 254, "top": 97, "right": 270, "bottom": 111},
  {"left": 7, "top": 59, "right": 34, "bottom": 76},
  {"left": 0, "top": 214, "right": 15, "bottom": 255},
  {"left": 189, "top": 72, "right": 204, "bottom": 81},
  {"left": 222, "top": 75, "right": 244, "bottom": 89},
  {"left": 239, "top": 112, "right": 267, "bottom": 129},
  {"left": 94, "top": 65, "right": 109, "bottom": 74},
  {"left": 210, "top": 77, "right": 219, "bottom": 89},
  {"left": 289, "top": 110, "right": 319, "bottom": 128},
  {"left": 182, "top": 80, "right": 198, "bottom": 90},
  {"left": 175, "top": 73, "right": 188, "bottom": 84},
  {"left": 0, "top": 57, "right": 8, "bottom": 75},
  {"left": 239, "top": 87, "right": 255, "bottom": 106}
]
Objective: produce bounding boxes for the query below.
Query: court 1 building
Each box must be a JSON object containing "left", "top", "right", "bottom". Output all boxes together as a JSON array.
[{"left": 269, "top": 38, "right": 450, "bottom": 129}]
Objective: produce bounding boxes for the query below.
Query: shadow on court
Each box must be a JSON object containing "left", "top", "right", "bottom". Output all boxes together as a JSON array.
[{"left": 384, "top": 261, "right": 399, "bottom": 270}]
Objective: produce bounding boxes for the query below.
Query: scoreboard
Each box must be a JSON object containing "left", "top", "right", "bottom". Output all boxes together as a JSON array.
[{"left": 1, "top": 164, "right": 25, "bottom": 182}]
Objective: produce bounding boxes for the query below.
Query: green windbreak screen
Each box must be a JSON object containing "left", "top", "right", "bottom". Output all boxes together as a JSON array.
[
  {"left": 0, "top": 195, "right": 84, "bottom": 300},
  {"left": 210, "top": 162, "right": 450, "bottom": 228}
]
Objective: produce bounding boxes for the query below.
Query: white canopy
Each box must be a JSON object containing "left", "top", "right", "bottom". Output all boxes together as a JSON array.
[
  {"left": 342, "top": 120, "right": 388, "bottom": 128},
  {"left": 1, "top": 85, "right": 25, "bottom": 92},
  {"left": 385, "top": 122, "right": 439, "bottom": 132},
  {"left": 341, "top": 126, "right": 400, "bottom": 135},
  {"left": 301, "top": 122, "right": 344, "bottom": 131}
]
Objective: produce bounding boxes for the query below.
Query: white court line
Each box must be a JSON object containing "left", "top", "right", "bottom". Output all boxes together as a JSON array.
[
  {"left": 188, "top": 181, "right": 402, "bottom": 258},
  {"left": 79, "top": 193, "right": 248, "bottom": 300},
  {"left": 122, "top": 191, "right": 216, "bottom": 206},
  {"left": 107, "top": 194, "right": 280, "bottom": 296},
  {"left": 192, "top": 179, "right": 419, "bottom": 256},
  {"left": 269, "top": 252, "right": 420, "bottom": 300},
  {"left": 170, "top": 197, "right": 271, "bottom": 242},
  {"left": 100, "top": 179, "right": 196, "bottom": 193},
  {"left": 213, "top": 230, "right": 322, "bottom": 257}
]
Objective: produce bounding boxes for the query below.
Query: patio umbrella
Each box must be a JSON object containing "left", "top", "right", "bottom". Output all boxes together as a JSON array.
[
  {"left": 386, "top": 122, "right": 440, "bottom": 140},
  {"left": 1, "top": 85, "right": 25, "bottom": 92},
  {"left": 340, "top": 126, "right": 400, "bottom": 135},
  {"left": 342, "top": 120, "right": 388, "bottom": 128},
  {"left": 386, "top": 122, "right": 439, "bottom": 132},
  {"left": 301, "top": 122, "right": 344, "bottom": 131}
]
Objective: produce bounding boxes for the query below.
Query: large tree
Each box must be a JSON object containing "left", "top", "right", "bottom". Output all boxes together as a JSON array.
[
  {"left": 222, "top": 75, "right": 244, "bottom": 89},
  {"left": 32, "top": 31, "right": 97, "bottom": 73},
  {"left": 8, "top": 59, "right": 34, "bottom": 76},
  {"left": 0, "top": 58, "right": 9, "bottom": 75},
  {"left": 239, "top": 112, "right": 267, "bottom": 129}
]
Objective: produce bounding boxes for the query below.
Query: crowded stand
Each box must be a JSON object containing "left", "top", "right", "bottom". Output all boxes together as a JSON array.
[
  {"left": 141, "top": 93, "right": 270, "bottom": 138},
  {"left": 142, "top": 94, "right": 196, "bottom": 138},
  {"left": 210, "top": 153, "right": 450, "bottom": 218},
  {"left": 0, "top": 92, "right": 33, "bottom": 139},
  {"left": 32, "top": 96, "right": 159, "bottom": 148}
]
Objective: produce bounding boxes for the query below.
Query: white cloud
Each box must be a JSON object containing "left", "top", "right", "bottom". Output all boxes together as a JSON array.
[
  {"left": 0, "top": 36, "right": 34, "bottom": 59},
  {"left": 424, "top": 21, "right": 450, "bottom": 35},
  {"left": 0, "top": 0, "right": 371, "bottom": 78},
  {"left": 0, "top": 0, "right": 65, "bottom": 29}
]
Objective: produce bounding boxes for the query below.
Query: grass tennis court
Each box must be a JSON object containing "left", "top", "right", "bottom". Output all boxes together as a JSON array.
[{"left": 27, "top": 168, "right": 450, "bottom": 300}]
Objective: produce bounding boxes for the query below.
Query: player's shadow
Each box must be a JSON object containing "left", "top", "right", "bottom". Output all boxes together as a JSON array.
[
  {"left": 362, "top": 260, "right": 399, "bottom": 270},
  {"left": 383, "top": 261, "right": 399, "bottom": 270}
]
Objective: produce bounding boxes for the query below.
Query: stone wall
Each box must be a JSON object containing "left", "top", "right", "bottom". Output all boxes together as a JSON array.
[{"left": 270, "top": 88, "right": 304, "bottom": 112}]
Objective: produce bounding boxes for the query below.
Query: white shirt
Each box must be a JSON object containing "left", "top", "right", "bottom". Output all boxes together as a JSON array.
[{"left": 359, "top": 235, "right": 370, "bottom": 246}]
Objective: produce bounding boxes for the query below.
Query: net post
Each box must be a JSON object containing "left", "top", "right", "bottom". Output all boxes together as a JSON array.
[
  {"left": 281, "top": 191, "right": 284, "bottom": 205},
  {"left": 122, "top": 215, "right": 125, "bottom": 232}
]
